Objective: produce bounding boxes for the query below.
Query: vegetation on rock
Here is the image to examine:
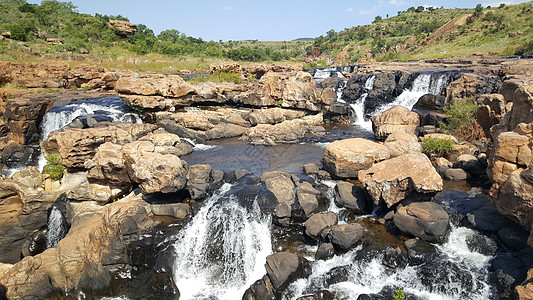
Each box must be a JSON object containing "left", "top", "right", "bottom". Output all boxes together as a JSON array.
[
  {"left": 43, "top": 153, "right": 64, "bottom": 181},
  {"left": 421, "top": 137, "right": 454, "bottom": 157}
]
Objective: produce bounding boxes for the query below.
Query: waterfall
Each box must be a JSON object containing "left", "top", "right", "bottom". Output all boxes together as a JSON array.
[
  {"left": 375, "top": 71, "right": 454, "bottom": 115},
  {"left": 46, "top": 205, "right": 68, "bottom": 249},
  {"left": 313, "top": 67, "right": 346, "bottom": 84},
  {"left": 283, "top": 226, "right": 492, "bottom": 300},
  {"left": 349, "top": 75, "right": 376, "bottom": 131},
  {"left": 41, "top": 97, "right": 141, "bottom": 140},
  {"left": 35, "top": 97, "right": 141, "bottom": 172},
  {"left": 172, "top": 183, "right": 272, "bottom": 299},
  {"left": 181, "top": 138, "right": 217, "bottom": 151}
]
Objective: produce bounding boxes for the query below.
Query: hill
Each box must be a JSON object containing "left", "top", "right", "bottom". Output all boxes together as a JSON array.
[{"left": 311, "top": 2, "right": 533, "bottom": 64}]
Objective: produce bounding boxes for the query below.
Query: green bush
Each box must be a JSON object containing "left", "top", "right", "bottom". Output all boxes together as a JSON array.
[
  {"left": 422, "top": 137, "right": 454, "bottom": 157},
  {"left": 43, "top": 153, "right": 64, "bottom": 181},
  {"left": 393, "top": 290, "right": 405, "bottom": 300},
  {"left": 439, "top": 100, "right": 480, "bottom": 132},
  {"left": 189, "top": 70, "right": 242, "bottom": 84}
]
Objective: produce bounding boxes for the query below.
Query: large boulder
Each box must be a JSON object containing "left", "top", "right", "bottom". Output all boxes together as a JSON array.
[
  {"left": 245, "top": 108, "right": 306, "bottom": 126},
  {"left": 494, "top": 162, "right": 533, "bottom": 230},
  {"left": 260, "top": 171, "right": 295, "bottom": 205},
  {"left": 327, "top": 223, "right": 364, "bottom": 250},
  {"left": 115, "top": 74, "right": 195, "bottom": 98},
  {"left": 383, "top": 131, "right": 421, "bottom": 157},
  {"left": 334, "top": 181, "right": 369, "bottom": 214},
  {"left": 371, "top": 105, "right": 419, "bottom": 141},
  {"left": 322, "top": 138, "right": 390, "bottom": 179},
  {"left": 358, "top": 152, "right": 443, "bottom": 207},
  {"left": 4, "top": 97, "right": 52, "bottom": 144},
  {"left": 304, "top": 212, "right": 338, "bottom": 239},
  {"left": 296, "top": 182, "right": 321, "bottom": 217},
  {"left": 445, "top": 73, "right": 502, "bottom": 105},
  {"left": 393, "top": 202, "right": 450, "bottom": 243},
  {"left": 265, "top": 252, "right": 310, "bottom": 291}
]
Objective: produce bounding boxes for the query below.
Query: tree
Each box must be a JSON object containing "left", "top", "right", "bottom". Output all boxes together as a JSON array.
[
  {"left": 157, "top": 29, "right": 182, "bottom": 43},
  {"left": 373, "top": 15, "right": 383, "bottom": 23},
  {"left": 474, "top": 4, "right": 483, "bottom": 17}
]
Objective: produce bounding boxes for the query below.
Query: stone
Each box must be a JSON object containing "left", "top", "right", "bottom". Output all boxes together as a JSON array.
[
  {"left": 419, "top": 133, "right": 458, "bottom": 144},
  {"left": 303, "top": 163, "right": 320, "bottom": 175},
  {"left": 359, "top": 152, "right": 443, "bottom": 207},
  {"left": 498, "top": 225, "right": 529, "bottom": 251},
  {"left": 453, "top": 154, "right": 485, "bottom": 175},
  {"left": 494, "top": 164, "right": 533, "bottom": 230},
  {"left": 476, "top": 94, "right": 507, "bottom": 137},
  {"left": 446, "top": 73, "right": 501, "bottom": 105},
  {"left": 245, "top": 108, "right": 306, "bottom": 126},
  {"left": 11, "top": 166, "right": 43, "bottom": 189},
  {"left": 304, "top": 212, "right": 338, "bottom": 239},
  {"left": 186, "top": 164, "right": 212, "bottom": 200},
  {"left": 115, "top": 74, "right": 195, "bottom": 98},
  {"left": 265, "top": 252, "right": 309, "bottom": 290},
  {"left": 241, "top": 114, "right": 324, "bottom": 145},
  {"left": 296, "top": 182, "right": 320, "bottom": 217},
  {"left": 414, "top": 94, "right": 446, "bottom": 110},
  {"left": 394, "top": 202, "right": 450, "bottom": 243},
  {"left": 371, "top": 105, "right": 419, "bottom": 141},
  {"left": 517, "top": 269, "right": 533, "bottom": 300},
  {"left": 443, "top": 168, "right": 471, "bottom": 181},
  {"left": 433, "top": 157, "right": 452, "bottom": 175},
  {"left": 322, "top": 138, "right": 390, "bottom": 179},
  {"left": 242, "top": 275, "right": 276, "bottom": 300},
  {"left": 383, "top": 131, "right": 421, "bottom": 157},
  {"left": 108, "top": 20, "right": 137, "bottom": 36},
  {"left": 150, "top": 203, "right": 190, "bottom": 219},
  {"left": 327, "top": 223, "right": 364, "bottom": 250},
  {"left": 315, "top": 243, "right": 335, "bottom": 260},
  {"left": 334, "top": 181, "right": 369, "bottom": 214},
  {"left": 0, "top": 192, "right": 156, "bottom": 299},
  {"left": 260, "top": 171, "right": 295, "bottom": 205}
]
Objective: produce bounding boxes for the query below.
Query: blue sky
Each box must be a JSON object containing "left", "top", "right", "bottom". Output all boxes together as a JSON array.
[{"left": 28, "top": 0, "right": 531, "bottom": 41}]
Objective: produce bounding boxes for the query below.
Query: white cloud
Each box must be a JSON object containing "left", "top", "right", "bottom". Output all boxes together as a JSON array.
[
  {"left": 389, "top": 0, "right": 407, "bottom": 6},
  {"left": 222, "top": 6, "right": 235, "bottom": 11},
  {"left": 347, "top": 7, "right": 353, "bottom": 13},
  {"left": 480, "top": 0, "right": 525, "bottom": 6}
]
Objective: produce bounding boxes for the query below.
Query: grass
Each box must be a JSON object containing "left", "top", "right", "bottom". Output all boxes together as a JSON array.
[
  {"left": 422, "top": 137, "right": 454, "bottom": 157},
  {"left": 439, "top": 100, "right": 480, "bottom": 133},
  {"left": 393, "top": 290, "right": 405, "bottom": 300},
  {"left": 188, "top": 70, "right": 243, "bottom": 84},
  {"left": 43, "top": 153, "right": 64, "bottom": 181}
]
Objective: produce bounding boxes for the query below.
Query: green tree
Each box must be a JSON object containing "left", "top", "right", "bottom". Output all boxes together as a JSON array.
[
  {"left": 373, "top": 15, "right": 383, "bottom": 23},
  {"left": 474, "top": 4, "right": 483, "bottom": 17},
  {"left": 157, "top": 29, "right": 183, "bottom": 43}
]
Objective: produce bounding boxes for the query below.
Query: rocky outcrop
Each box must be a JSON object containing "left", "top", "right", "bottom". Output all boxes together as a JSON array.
[
  {"left": 115, "top": 75, "right": 195, "bottom": 98},
  {"left": 393, "top": 202, "right": 450, "bottom": 243},
  {"left": 476, "top": 94, "right": 508, "bottom": 138},
  {"left": 445, "top": 73, "right": 502, "bottom": 105},
  {"left": 0, "top": 174, "right": 63, "bottom": 263},
  {"left": 4, "top": 97, "right": 51, "bottom": 144},
  {"left": 322, "top": 138, "right": 390, "bottom": 179},
  {"left": 371, "top": 105, "right": 419, "bottom": 141},
  {"left": 358, "top": 152, "right": 443, "bottom": 207},
  {"left": 241, "top": 114, "right": 324, "bottom": 145},
  {"left": 108, "top": 20, "right": 137, "bottom": 37},
  {"left": 0, "top": 192, "right": 159, "bottom": 299},
  {"left": 265, "top": 252, "right": 310, "bottom": 291},
  {"left": 41, "top": 122, "right": 157, "bottom": 169}
]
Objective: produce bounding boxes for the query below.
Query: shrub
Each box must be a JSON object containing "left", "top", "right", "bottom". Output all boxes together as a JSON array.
[
  {"left": 393, "top": 290, "right": 405, "bottom": 300},
  {"left": 43, "top": 153, "right": 64, "bottom": 181},
  {"left": 422, "top": 137, "right": 454, "bottom": 157},
  {"left": 189, "top": 70, "right": 242, "bottom": 84},
  {"left": 451, "top": 118, "right": 486, "bottom": 142},
  {"left": 439, "top": 100, "right": 480, "bottom": 133}
]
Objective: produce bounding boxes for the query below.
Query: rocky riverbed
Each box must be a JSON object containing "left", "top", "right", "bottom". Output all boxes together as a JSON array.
[{"left": 0, "top": 57, "right": 533, "bottom": 299}]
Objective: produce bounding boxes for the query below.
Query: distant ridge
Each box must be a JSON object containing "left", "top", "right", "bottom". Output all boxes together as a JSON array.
[{"left": 293, "top": 38, "right": 315, "bottom": 41}]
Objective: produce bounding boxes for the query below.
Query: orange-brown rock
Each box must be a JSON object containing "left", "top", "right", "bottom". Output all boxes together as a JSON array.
[
  {"left": 115, "top": 75, "right": 195, "bottom": 98},
  {"left": 108, "top": 20, "right": 136, "bottom": 37},
  {"left": 359, "top": 152, "right": 443, "bottom": 207},
  {"left": 322, "top": 138, "right": 390, "bottom": 179},
  {"left": 371, "top": 105, "right": 419, "bottom": 141}
]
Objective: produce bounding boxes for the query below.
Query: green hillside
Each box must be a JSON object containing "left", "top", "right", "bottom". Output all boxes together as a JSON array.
[{"left": 312, "top": 2, "right": 533, "bottom": 63}]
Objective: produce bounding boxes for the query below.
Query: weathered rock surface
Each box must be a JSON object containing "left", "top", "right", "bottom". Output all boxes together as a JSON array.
[
  {"left": 359, "top": 152, "right": 443, "bottom": 207},
  {"left": 0, "top": 192, "right": 157, "bottom": 299},
  {"left": 241, "top": 114, "right": 324, "bottom": 145},
  {"left": 394, "top": 202, "right": 450, "bottom": 242},
  {"left": 115, "top": 74, "right": 195, "bottom": 98},
  {"left": 265, "top": 252, "right": 310, "bottom": 290},
  {"left": 304, "top": 212, "right": 338, "bottom": 239},
  {"left": 41, "top": 122, "right": 157, "bottom": 169},
  {"left": 322, "top": 138, "right": 390, "bottom": 179},
  {"left": 108, "top": 20, "right": 137, "bottom": 36},
  {"left": 445, "top": 72, "right": 502, "bottom": 105},
  {"left": 334, "top": 181, "right": 369, "bottom": 214},
  {"left": 327, "top": 223, "right": 364, "bottom": 250},
  {"left": 371, "top": 105, "right": 419, "bottom": 141},
  {"left": 315, "top": 243, "right": 335, "bottom": 260},
  {"left": 261, "top": 171, "right": 295, "bottom": 205},
  {"left": 296, "top": 182, "right": 321, "bottom": 217},
  {"left": 383, "top": 131, "right": 421, "bottom": 157}
]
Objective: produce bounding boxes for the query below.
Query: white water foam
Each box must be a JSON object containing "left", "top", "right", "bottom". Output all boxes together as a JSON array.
[
  {"left": 172, "top": 183, "right": 272, "bottom": 300},
  {"left": 349, "top": 75, "right": 376, "bottom": 131},
  {"left": 181, "top": 138, "right": 217, "bottom": 151},
  {"left": 46, "top": 205, "right": 67, "bottom": 249},
  {"left": 284, "top": 225, "right": 492, "bottom": 300},
  {"left": 314, "top": 67, "right": 345, "bottom": 84}
]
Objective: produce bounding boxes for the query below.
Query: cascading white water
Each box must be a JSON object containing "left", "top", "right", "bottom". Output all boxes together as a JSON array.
[
  {"left": 313, "top": 67, "right": 345, "bottom": 84},
  {"left": 41, "top": 98, "right": 141, "bottom": 140},
  {"left": 350, "top": 75, "right": 376, "bottom": 131},
  {"left": 181, "top": 138, "right": 217, "bottom": 151},
  {"left": 375, "top": 72, "right": 452, "bottom": 115},
  {"left": 283, "top": 225, "right": 492, "bottom": 300},
  {"left": 46, "top": 205, "right": 67, "bottom": 249},
  {"left": 35, "top": 98, "right": 141, "bottom": 172},
  {"left": 172, "top": 183, "right": 272, "bottom": 300}
]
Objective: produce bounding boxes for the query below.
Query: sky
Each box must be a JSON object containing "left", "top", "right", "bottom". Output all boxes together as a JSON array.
[{"left": 27, "top": 0, "right": 532, "bottom": 41}]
